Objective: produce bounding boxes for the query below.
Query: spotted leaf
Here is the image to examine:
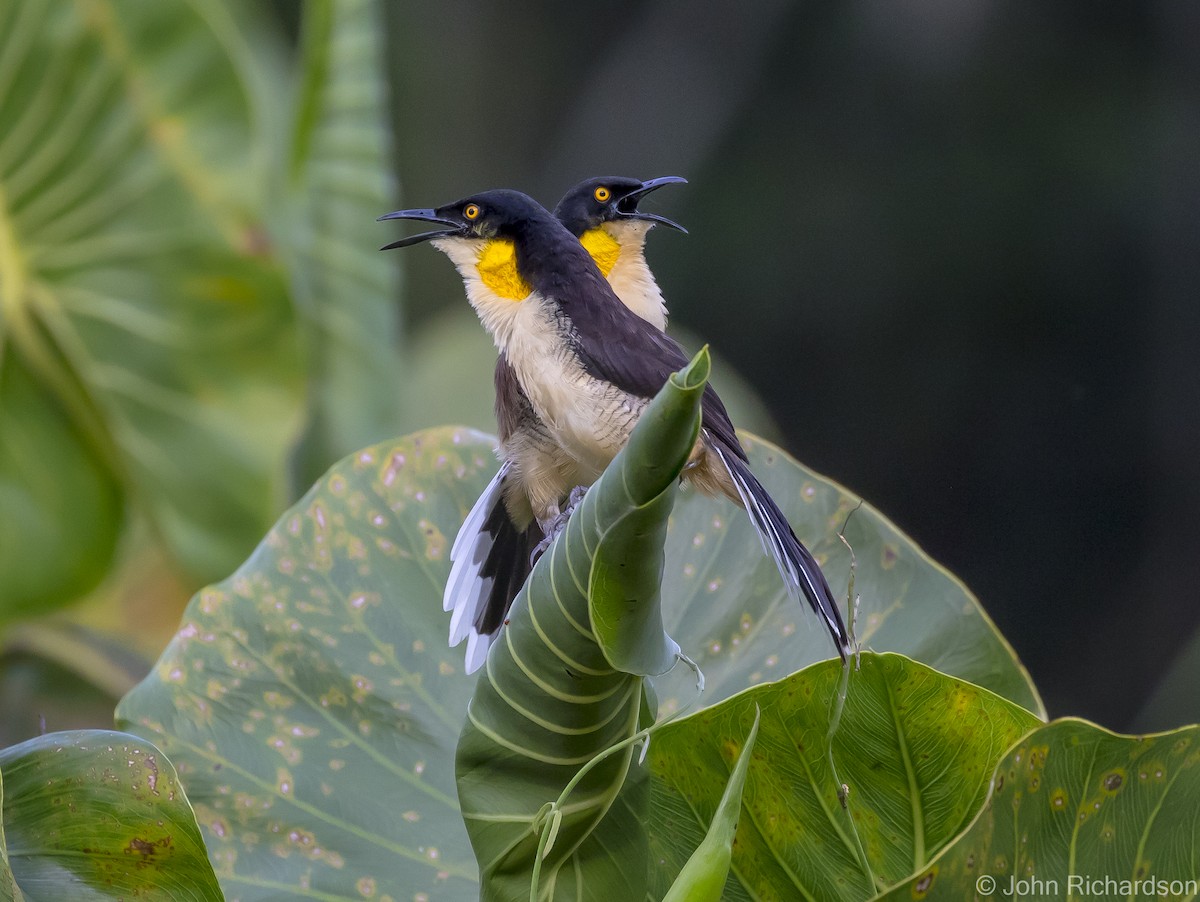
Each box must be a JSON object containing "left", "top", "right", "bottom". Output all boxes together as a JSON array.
[
  {"left": 117, "top": 428, "right": 493, "bottom": 900},
  {"left": 647, "top": 653, "right": 1040, "bottom": 900},
  {"left": 657, "top": 434, "right": 1043, "bottom": 717},
  {"left": 0, "top": 730, "right": 220, "bottom": 900},
  {"left": 880, "top": 718, "right": 1200, "bottom": 901}
]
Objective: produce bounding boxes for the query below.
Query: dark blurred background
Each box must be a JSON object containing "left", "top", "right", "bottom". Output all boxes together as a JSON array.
[{"left": 368, "top": 1, "right": 1200, "bottom": 728}]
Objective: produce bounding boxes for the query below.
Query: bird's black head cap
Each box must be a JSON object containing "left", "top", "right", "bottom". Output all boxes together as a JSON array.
[
  {"left": 378, "top": 189, "right": 561, "bottom": 250},
  {"left": 552, "top": 175, "right": 687, "bottom": 237}
]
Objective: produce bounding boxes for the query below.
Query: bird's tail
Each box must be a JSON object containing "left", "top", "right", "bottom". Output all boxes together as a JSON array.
[
  {"left": 445, "top": 462, "right": 543, "bottom": 673},
  {"left": 711, "top": 443, "right": 851, "bottom": 659}
]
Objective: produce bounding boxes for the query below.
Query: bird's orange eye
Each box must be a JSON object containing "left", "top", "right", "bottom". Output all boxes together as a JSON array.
[
  {"left": 464, "top": 203, "right": 480, "bottom": 220},
  {"left": 594, "top": 186, "right": 611, "bottom": 202}
]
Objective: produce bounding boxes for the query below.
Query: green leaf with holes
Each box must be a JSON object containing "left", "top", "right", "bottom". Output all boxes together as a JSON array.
[
  {"left": 455, "top": 348, "right": 708, "bottom": 902},
  {"left": 656, "top": 433, "right": 1043, "bottom": 717},
  {"left": 0, "top": 0, "right": 303, "bottom": 614},
  {"left": 877, "top": 718, "right": 1200, "bottom": 901},
  {"left": 117, "top": 426, "right": 492, "bottom": 900},
  {"left": 115, "top": 374, "right": 1043, "bottom": 900},
  {"left": 647, "top": 653, "right": 1040, "bottom": 900},
  {"left": 0, "top": 730, "right": 221, "bottom": 900}
]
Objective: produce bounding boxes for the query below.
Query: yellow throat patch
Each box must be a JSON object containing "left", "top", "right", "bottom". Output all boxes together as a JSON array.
[
  {"left": 579, "top": 228, "right": 620, "bottom": 278},
  {"left": 476, "top": 239, "right": 532, "bottom": 301}
]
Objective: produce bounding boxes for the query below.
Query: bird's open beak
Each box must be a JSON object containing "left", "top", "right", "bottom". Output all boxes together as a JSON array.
[
  {"left": 617, "top": 176, "right": 688, "bottom": 233},
  {"left": 377, "top": 208, "right": 463, "bottom": 249}
]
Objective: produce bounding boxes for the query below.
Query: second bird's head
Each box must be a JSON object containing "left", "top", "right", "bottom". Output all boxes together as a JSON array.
[{"left": 552, "top": 176, "right": 687, "bottom": 238}]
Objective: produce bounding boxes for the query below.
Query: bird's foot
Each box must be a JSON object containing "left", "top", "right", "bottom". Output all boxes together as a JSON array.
[
  {"left": 529, "top": 485, "right": 591, "bottom": 564},
  {"left": 564, "top": 484, "right": 589, "bottom": 511},
  {"left": 529, "top": 530, "right": 555, "bottom": 565}
]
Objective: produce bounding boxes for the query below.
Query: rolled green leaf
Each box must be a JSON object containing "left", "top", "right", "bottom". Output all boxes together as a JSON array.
[
  {"left": 588, "top": 346, "right": 709, "bottom": 675},
  {"left": 456, "top": 348, "right": 709, "bottom": 901},
  {"left": 0, "top": 730, "right": 221, "bottom": 900}
]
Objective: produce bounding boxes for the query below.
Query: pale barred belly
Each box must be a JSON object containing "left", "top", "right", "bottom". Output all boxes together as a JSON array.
[{"left": 514, "top": 352, "right": 647, "bottom": 478}]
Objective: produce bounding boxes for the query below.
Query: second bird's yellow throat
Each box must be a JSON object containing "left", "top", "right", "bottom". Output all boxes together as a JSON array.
[
  {"left": 475, "top": 230, "right": 622, "bottom": 302},
  {"left": 578, "top": 228, "right": 620, "bottom": 278}
]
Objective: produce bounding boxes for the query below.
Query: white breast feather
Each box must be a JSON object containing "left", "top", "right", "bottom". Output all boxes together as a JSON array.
[
  {"left": 432, "top": 237, "right": 612, "bottom": 475},
  {"left": 605, "top": 221, "right": 668, "bottom": 329}
]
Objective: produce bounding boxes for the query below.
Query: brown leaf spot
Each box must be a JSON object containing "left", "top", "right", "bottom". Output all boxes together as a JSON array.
[
  {"left": 125, "top": 835, "right": 171, "bottom": 859},
  {"left": 912, "top": 867, "right": 937, "bottom": 897}
]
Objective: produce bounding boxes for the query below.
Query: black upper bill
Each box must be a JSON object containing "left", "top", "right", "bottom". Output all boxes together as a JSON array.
[
  {"left": 377, "top": 208, "right": 463, "bottom": 249},
  {"left": 617, "top": 176, "right": 687, "bottom": 233}
]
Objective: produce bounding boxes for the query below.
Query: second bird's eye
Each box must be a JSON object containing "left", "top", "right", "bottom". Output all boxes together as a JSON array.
[
  {"left": 593, "top": 186, "right": 611, "bottom": 202},
  {"left": 464, "top": 203, "right": 481, "bottom": 220}
]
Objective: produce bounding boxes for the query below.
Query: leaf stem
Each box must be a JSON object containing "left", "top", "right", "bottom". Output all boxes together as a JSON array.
[{"left": 826, "top": 508, "right": 875, "bottom": 887}]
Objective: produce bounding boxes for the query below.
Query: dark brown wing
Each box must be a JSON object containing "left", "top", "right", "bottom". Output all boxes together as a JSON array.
[{"left": 494, "top": 355, "right": 533, "bottom": 445}]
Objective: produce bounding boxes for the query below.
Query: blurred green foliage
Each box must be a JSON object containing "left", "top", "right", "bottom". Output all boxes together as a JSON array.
[
  {"left": 111, "top": 397, "right": 1193, "bottom": 899},
  {"left": 0, "top": 0, "right": 407, "bottom": 736}
]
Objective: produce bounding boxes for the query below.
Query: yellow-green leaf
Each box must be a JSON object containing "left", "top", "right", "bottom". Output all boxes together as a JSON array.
[
  {"left": 0, "top": 730, "right": 221, "bottom": 900},
  {"left": 648, "top": 653, "right": 1041, "bottom": 899},
  {"left": 879, "top": 718, "right": 1200, "bottom": 901}
]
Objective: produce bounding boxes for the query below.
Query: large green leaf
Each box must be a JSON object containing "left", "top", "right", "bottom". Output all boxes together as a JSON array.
[
  {"left": 0, "top": 0, "right": 301, "bottom": 608},
  {"left": 0, "top": 730, "right": 221, "bottom": 900},
  {"left": 455, "top": 349, "right": 708, "bottom": 902},
  {"left": 116, "top": 415, "right": 1040, "bottom": 899},
  {"left": 647, "top": 653, "right": 1041, "bottom": 900},
  {"left": 279, "top": 0, "right": 405, "bottom": 494},
  {"left": 879, "top": 719, "right": 1200, "bottom": 900},
  {"left": 657, "top": 434, "right": 1043, "bottom": 716},
  {"left": 117, "top": 426, "right": 490, "bottom": 900}
]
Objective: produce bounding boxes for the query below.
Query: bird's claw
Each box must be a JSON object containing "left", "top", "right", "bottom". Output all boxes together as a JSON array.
[
  {"left": 529, "top": 530, "right": 555, "bottom": 565},
  {"left": 565, "top": 484, "right": 588, "bottom": 509},
  {"left": 530, "top": 485, "right": 590, "bottom": 564}
]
